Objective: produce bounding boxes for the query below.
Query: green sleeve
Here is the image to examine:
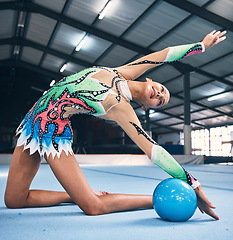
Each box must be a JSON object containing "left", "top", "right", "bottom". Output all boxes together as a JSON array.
[
  {"left": 165, "top": 42, "right": 205, "bottom": 62},
  {"left": 151, "top": 145, "right": 200, "bottom": 188}
]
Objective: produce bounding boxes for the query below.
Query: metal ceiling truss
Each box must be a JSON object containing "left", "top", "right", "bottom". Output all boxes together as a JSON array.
[
  {"left": 151, "top": 101, "right": 233, "bottom": 127},
  {"left": 139, "top": 107, "right": 205, "bottom": 128},
  {"left": 164, "top": 0, "right": 233, "bottom": 32},
  {"left": 144, "top": 119, "right": 178, "bottom": 133},
  {"left": 0, "top": 59, "right": 63, "bottom": 80},
  {"left": 151, "top": 116, "right": 215, "bottom": 131},
  {"left": 146, "top": 91, "right": 233, "bottom": 131},
  {"left": 0, "top": 37, "right": 92, "bottom": 68},
  {"left": 38, "top": 0, "right": 72, "bottom": 68},
  {"left": 169, "top": 71, "right": 233, "bottom": 105},
  {"left": 147, "top": 0, "right": 216, "bottom": 48},
  {"left": 1, "top": 0, "right": 232, "bottom": 81},
  {"left": 92, "top": 0, "right": 161, "bottom": 65},
  {"left": 172, "top": 92, "right": 233, "bottom": 120},
  {"left": 152, "top": 112, "right": 233, "bottom": 132}
]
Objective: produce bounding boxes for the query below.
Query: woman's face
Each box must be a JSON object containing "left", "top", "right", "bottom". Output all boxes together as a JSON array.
[{"left": 140, "top": 78, "right": 170, "bottom": 110}]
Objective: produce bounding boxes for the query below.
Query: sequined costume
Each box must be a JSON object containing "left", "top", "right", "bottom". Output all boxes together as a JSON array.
[
  {"left": 16, "top": 67, "right": 131, "bottom": 158},
  {"left": 16, "top": 41, "right": 204, "bottom": 188}
]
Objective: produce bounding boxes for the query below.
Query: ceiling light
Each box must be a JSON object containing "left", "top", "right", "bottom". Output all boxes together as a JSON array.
[
  {"left": 149, "top": 112, "right": 160, "bottom": 118},
  {"left": 13, "top": 45, "right": 20, "bottom": 55},
  {"left": 207, "top": 93, "right": 226, "bottom": 101},
  {"left": 18, "top": 11, "right": 26, "bottom": 27},
  {"left": 75, "top": 36, "right": 87, "bottom": 51},
  {"left": 31, "top": 86, "right": 44, "bottom": 93},
  {"left": 60, "top": 63, "right": 67, "bottom": 73},
  {"left": 98, "top": 0, "right": 112, "bottom": 20},
  {"left": 50, "top": 80, "right": 56, "bottom": 87}
]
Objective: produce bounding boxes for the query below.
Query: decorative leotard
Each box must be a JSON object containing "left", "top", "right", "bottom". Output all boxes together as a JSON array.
[
  {"left": 16, "top": 41, "right": 204, "bottom": 188},
  {"left": 16, "top": 67, "right": 131, "bottom": 158}
]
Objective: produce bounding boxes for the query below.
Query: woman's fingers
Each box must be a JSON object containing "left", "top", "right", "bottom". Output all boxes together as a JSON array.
[
  {"left": 218, "top": 36, "right": 227, "bottom": 42},
  {"left": 205, "top": 208, "right": 220, "bottom": 220},
  {"left": 215, "top": 30, "right": 227, "bottom": 43},
  {"left": 198, "top": 206, "right": 204, "bottom": 214},
  {"left": 214, "top": 30, "right": 221, "bottom": 36},
  {"left": 198, "top": 203, "right": 219, "bottom": 220},
  {"left": 208, "top": 202, "right": 216, "bottom": 209},
  {"left": 210, "top": 30, "right": 216, "bottom": 35},
  {"left": 218, "top": 30, "right": 227, "bottom": 37}
]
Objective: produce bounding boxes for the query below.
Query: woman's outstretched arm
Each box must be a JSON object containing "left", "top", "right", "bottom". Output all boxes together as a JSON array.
[
  {"left": 107, "top": 102, "right": 219, "bottom": 220},
  {"left": 116, "top": 30, "right": 226, "bottom": 80}
]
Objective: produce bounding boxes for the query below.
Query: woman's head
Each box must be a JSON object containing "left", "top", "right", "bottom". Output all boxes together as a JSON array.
[{"left": 139, "top": 78, "right": 170, "bottom": 111}]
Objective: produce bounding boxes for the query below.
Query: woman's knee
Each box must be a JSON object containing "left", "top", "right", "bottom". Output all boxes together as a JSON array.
[
  {"left": 81, "top": 197, "right": 107, "bottom": 216},
  {"left": 4, "top": 191, "right": 26, "bottom": 209},
  {"left": 4, "top": 197, "right": 20, "bottom": 209}
]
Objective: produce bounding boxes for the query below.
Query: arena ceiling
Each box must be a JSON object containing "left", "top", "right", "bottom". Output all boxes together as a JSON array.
[{"left": 1, "top": 0, "right": 233, "bottom": 135}]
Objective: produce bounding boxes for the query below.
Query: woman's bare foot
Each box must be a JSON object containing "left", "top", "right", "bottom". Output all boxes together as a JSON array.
[{"left": 94, "top": 191, "right": 110, "bottom": 196}]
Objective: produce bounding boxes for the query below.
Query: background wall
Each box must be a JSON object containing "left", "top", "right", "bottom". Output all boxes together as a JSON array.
[{"left": 157, "top": 132, "right": 181, "bottom": 145}]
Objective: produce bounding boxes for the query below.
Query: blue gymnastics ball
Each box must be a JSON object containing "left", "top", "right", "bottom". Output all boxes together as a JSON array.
[{"left": 153, "top": 178, "right": 197, "bottom": 222}]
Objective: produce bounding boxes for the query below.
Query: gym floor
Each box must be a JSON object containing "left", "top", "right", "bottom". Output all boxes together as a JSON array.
[{"left": 0, "top": 162, "right": 232, "bottom": 240}]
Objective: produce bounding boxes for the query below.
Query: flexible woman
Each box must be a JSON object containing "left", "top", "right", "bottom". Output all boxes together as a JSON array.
[{"left": 4, "top": 30, "right": 226, "bottom": 219}]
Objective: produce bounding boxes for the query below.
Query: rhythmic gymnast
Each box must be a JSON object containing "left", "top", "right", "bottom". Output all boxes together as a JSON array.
[{"left": 5, "top": 30, "right": 226, "bottom": 219}]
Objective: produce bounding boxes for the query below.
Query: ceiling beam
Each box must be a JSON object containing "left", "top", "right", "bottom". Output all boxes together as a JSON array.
[
  {"left": 164, "top": 0, "right": 233, "bottom": 32},
  {"left": 150, "top": 122, "right": 180, "bottom": 133},
  {"left": 195, "top": 68, "right": 233, "bottom": 87},
  {"left": 0, "top": 1, "right": 18, "bottom": 9},
  {"left": 172, "top": 92, "right": 233, "bottom": 119},
  {"left": 150, "top": 111, "right": 227, "bottom": 127},
  {"left": 139, "top": 105, "right": 205, "bottom": 128},
  {"left": 165, "top": 98, "right": 233, "bottom": 121},
  {"left": 16, "top": 60, "right": 63, "bottom": 79},
  {"left": 0, "top": 37, "right": 92, "bottom": 68},
  {"left": 147, "top": 111, "right": 206, "bottom": 128},
  {"left": 0, "top": 59, "right": 63, "bottom": 79},
  {"left": 153, "top": 119, "right": 233, "bottom": 133},
  {"left": 151, "top": 112, "right": 226, "bottom": 130}
]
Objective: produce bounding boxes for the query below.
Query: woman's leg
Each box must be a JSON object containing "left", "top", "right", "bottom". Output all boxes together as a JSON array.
[
  {"left": 5, "top": 146, "right": 152, "bottom": 213},
  {"left": 4, "top": 145, "right": 73, "bottom": 208},
  {"left": 46, "top": 151, "right": 153, "bottom": 215}
]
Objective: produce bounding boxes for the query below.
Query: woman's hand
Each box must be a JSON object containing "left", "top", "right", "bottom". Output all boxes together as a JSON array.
[
  {"left": 194, "top": 185, "right": 219, "bottom": 220},
  {"left": 202, "top": 30, "right": 227, "bottom": 51}
]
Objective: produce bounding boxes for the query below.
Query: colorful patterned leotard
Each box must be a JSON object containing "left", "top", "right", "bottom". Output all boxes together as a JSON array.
[{"left": 16, "top": 67, "right": 131, "bottom": 158}]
